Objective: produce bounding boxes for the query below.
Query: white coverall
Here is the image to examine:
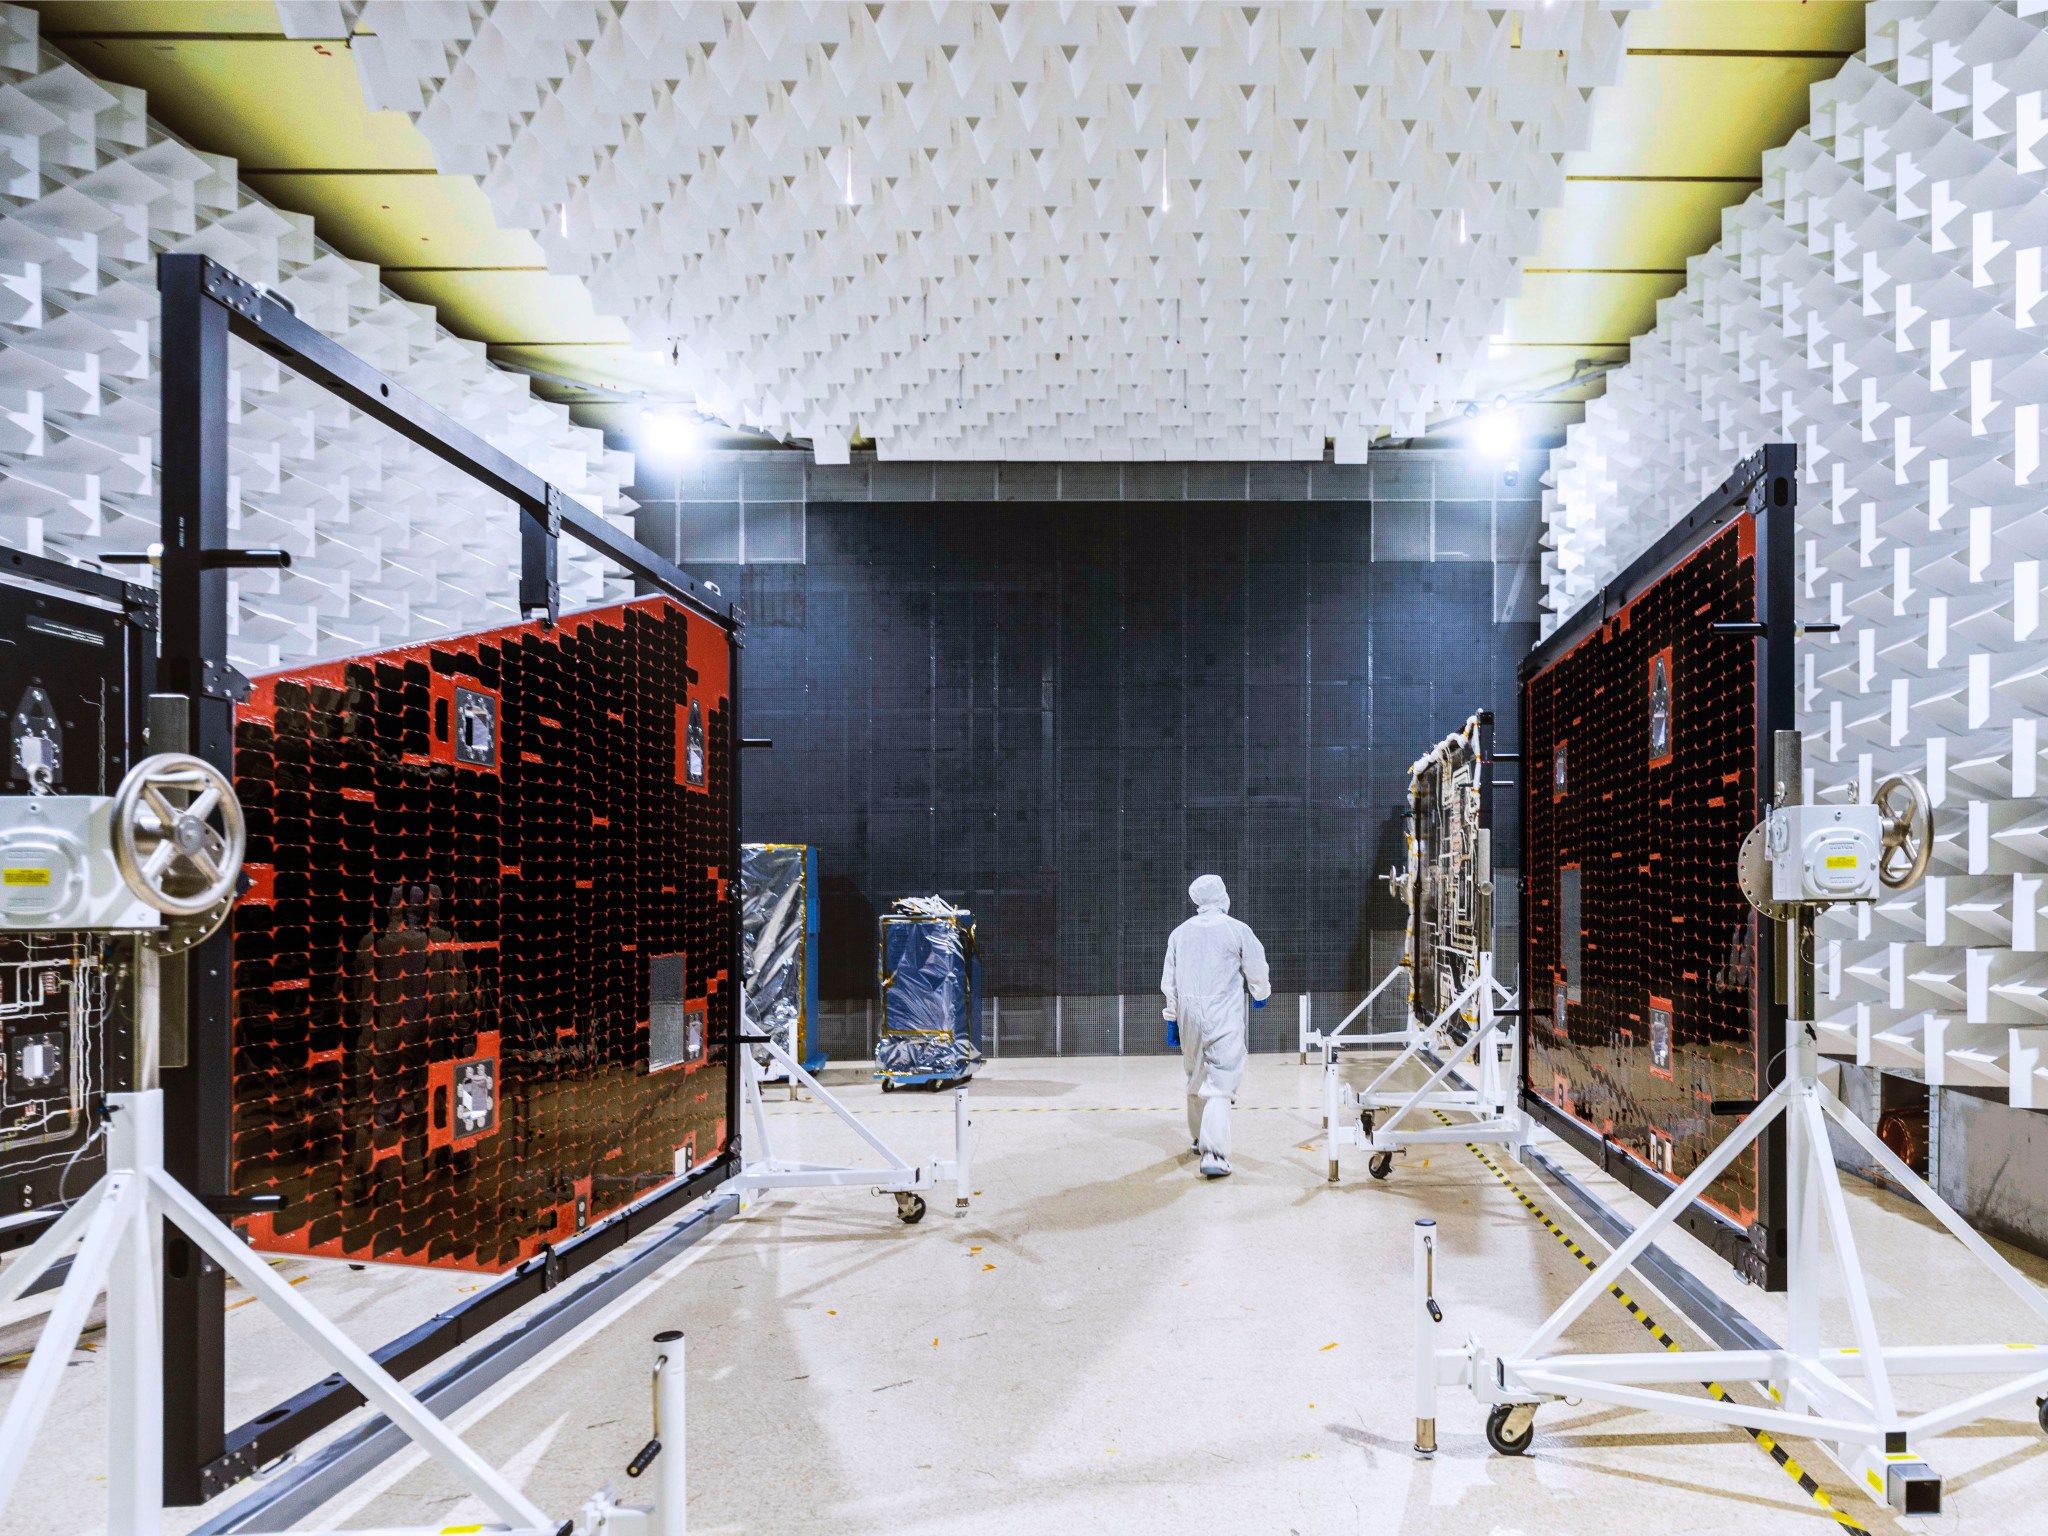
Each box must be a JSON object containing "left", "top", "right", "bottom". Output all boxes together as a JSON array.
[{"left": 1160, "top": 875, "right": 1272, "bottom": 1162}]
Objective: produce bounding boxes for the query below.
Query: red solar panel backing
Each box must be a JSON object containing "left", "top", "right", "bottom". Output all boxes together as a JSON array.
[{"left": 228, "top": 596, "right": 734, "bottom": 1271}]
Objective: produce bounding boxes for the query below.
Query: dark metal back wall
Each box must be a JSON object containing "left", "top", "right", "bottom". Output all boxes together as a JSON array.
[{"left": 672, "top": 498, "right": 1535, "bottom": 1007}]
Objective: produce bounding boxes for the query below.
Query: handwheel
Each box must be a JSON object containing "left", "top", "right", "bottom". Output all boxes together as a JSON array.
[
  {"left": 1368, "top": 1151, "right": 1394, "bottom": 1181},
  {"left": 1873, "top": 772, "right": 1933, "bottom": 890},
  {"left": 895, "top": 1191, "right": 926, "bottom": 1225},
  {"left": 1485, "top": 1403, "right": 1535, "bottom": 1456},
  {"left": 110, "top": 753, "right": 245, "bottom": 918}
]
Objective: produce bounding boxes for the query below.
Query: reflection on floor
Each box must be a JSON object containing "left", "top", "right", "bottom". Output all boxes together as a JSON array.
[{"left": 6, "top": 1055, "right": 2046, "bottom": 1535}]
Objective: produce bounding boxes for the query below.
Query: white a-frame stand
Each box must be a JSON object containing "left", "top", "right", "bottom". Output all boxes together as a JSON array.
[
  {"left": 731, "top": 1032, "right": 970, "bottom": 1223},
  {"left": 0, "top": 957, "right": 558, "bottom": 1536},
  {"left": 1418, "top": 750, "right": 2048, "bottom": 1515},
  {"left": 1322, "top": 951, "right": 1528, "bottom": 1183}
]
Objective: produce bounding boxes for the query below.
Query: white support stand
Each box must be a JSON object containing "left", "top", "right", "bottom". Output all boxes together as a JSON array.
[
  {"left": 1298, "top": 961, "right": 1408, "bottom": 1063},
  {"left": 0, "top": 759, "right": 699, "bottom": 1536},
  {"left": 0, "top": 984, "right": 560, "bottom": 1536},
  {"left": 731, "top": 1032, "right": 970, "bottom": 1222},
  {"left": 1322, "top": 951, "right": 1529, "bottom": 1183},
  {"left": 1423, "top": 762, "right": 2048, "bottom": 1515}
]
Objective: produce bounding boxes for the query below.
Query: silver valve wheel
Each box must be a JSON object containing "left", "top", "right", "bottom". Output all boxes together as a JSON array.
[
  {"left": 110, "top": 752, "right": 246, "bottom": 918},
  {"left": 1872, "top": 772, "right": 1933, "bottom": 891}
]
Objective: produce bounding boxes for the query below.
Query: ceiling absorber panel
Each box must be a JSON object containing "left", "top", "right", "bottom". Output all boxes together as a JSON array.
[{"left": 316, "top": 0, "right": 1641, "bottom": 460}]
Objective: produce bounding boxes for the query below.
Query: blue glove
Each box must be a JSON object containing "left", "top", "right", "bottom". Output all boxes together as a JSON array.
[
  {"left": 1251, "top": 996, "right": 1267, "bottom": 1009},
  {"left": 1165, "top": 1019, "right": 1180, "bottom": 1049}
]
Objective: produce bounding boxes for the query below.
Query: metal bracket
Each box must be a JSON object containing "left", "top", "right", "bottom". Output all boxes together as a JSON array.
[
  {"left": 519, "top": 493, "right": 562, "bottom": 626},
  {"left": 201, "top": 659, "right": 252, "bottom": 704}
]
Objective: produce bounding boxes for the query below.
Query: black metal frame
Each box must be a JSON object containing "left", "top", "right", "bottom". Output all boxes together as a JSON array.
[
  {"left": 155, "top": 253, "right": 746, "bottom": 1503},
  {"left": 1516, "top": 443, "right": 1796, "bottom": 1291}
]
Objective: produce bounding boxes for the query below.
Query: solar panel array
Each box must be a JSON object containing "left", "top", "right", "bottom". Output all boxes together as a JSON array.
[{"left": 229, "top": 597, "right": 734, "bottom": 1271}]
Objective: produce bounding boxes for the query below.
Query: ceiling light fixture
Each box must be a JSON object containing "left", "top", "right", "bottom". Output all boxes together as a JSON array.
[
  {"left": 1471, "top": 405, "right": 1519, "bottom": 461},
  {"left": 638, "top": 406, "right": 698, "bottom": 461}
]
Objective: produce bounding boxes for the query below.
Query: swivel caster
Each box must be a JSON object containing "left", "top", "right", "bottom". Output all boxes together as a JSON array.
[
  {"left": 1368, "top": 1151, "right": 1394, "bottom": 1181},
  {"left": 881, "top": 1079, "right": 897, "bottom": 1093},
  {"left": 1360, "top": 1110, "right": 1375, "bottom": 1140},
  {"left": 2036, "top": 1395, "right": 2048, "bottom": 1436},
  {"left": 895, "top": 1192, "right": 927, "bottom": 1225},
  {"left": 1485, "top": 1403, "right": 1536, "bottom": 1456}
]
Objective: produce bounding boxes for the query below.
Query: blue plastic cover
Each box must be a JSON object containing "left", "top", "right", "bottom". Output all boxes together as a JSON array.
[{"left": 877, "top": 897, "right": 982, "bottom": 1081}]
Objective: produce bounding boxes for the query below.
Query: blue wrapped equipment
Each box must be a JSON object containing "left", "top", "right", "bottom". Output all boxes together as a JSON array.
[{"left": 876, "top": 897, "right": 983, "bottom": 1088}]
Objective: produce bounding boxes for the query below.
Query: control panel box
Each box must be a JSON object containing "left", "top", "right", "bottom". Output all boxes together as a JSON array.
[
  {"left": 1768, "top": 803, "right": 1881, "bottom": 905},
  {"left": 0, "top": 796, "right": 161, "bottom": 932}
]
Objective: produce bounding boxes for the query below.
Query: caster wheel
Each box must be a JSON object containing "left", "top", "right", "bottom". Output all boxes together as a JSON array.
[
  {"left": 1485, "top": 1404, "right": 1535, "bottom": 1457},
  {"left": 881, "top": 1079, "right": 897, "bottom": 1093},
  {"left": 1360, "top": 1110, "right": 1375, "bottom": 1140},
  {"left": 1368, "top": 1151, "right": 1394, "bottom": 1181},
  {"left": 2036, "top": 1395, "right": 2048, "bottom": 1436},
  {"left": 895, "top": 1192, "right": 927, "bottom": 1225}
]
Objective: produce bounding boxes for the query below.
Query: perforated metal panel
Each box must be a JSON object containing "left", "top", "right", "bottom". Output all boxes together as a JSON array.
[{"left": 229, "top": 597, "right": 736, "bottom": 1272}]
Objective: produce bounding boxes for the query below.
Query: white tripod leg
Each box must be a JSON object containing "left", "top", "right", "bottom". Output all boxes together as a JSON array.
[
  {"left": 0, "top": 1174, "right": 134, "bottom": 1516},
  {"left": 106, "top": 1093, "right": 163, "bottom": 1536},
  {"left": 148, "top": 1170, "right": 552, "bottom": 1532}
]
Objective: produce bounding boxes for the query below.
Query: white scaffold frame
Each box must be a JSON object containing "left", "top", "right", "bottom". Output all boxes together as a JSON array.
[
  {"left": 1415, "top": 753, "right": 2048, "bottom": 1517},
  {"left": 1320, "top": 951, "right": 1530, "bottom": 1183},
  {"left": 730, "top": 1031, "right": 971, "bottom": 1223},
  {"left": 1295, "top": 961, "right": 1409, "bottom": 1063}
]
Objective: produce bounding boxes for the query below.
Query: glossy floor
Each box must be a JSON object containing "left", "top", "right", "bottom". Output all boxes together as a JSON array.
[{"left": 6, "top": 1054, "right": 2047, "bottom": 1534}]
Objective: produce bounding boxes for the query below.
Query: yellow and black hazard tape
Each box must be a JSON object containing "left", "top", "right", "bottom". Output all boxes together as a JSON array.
[{"left": 1437, "top": 1114, "right": 1866, "bottom": 1530}]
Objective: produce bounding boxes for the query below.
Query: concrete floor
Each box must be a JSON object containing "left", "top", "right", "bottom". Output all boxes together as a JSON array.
[{"left": 6, "top": 1054, "right": 2048, "bottom": 1533}]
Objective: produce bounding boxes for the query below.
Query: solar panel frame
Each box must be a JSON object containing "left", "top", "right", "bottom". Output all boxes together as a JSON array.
[{"left": 1517, "top": 446, "right": 1796, "bottom": 1292}]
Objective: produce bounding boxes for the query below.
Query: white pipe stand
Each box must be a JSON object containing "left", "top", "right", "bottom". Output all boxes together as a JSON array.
[
  {"left": 731, "top": 1032, "right": 970, "bottom": 1222},
  {"left": 0, "top": 946, "right": 562, "bottom": 1536},
  {"left": 583, "top": 1331, "right": 689, "bottom": 1536},
  {"left": 1298, "top": 961, "right": 1407, "bottom": 1063},
  {"left": 1323, "top": 951, "right": 1528, "bottom": 1183}
]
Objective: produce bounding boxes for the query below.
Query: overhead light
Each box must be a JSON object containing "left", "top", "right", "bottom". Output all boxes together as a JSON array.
[
  {"left": 1471, "top": 406, "right": 1519, "bottom": 461},
  {"left": 638, "top": 407, "right": 698, "bottom": 461}
]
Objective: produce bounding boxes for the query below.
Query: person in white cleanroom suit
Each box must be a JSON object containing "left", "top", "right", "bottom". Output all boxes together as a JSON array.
[{"left": 1161, "top": 874, "right": 1272, "bottom": 1178}]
